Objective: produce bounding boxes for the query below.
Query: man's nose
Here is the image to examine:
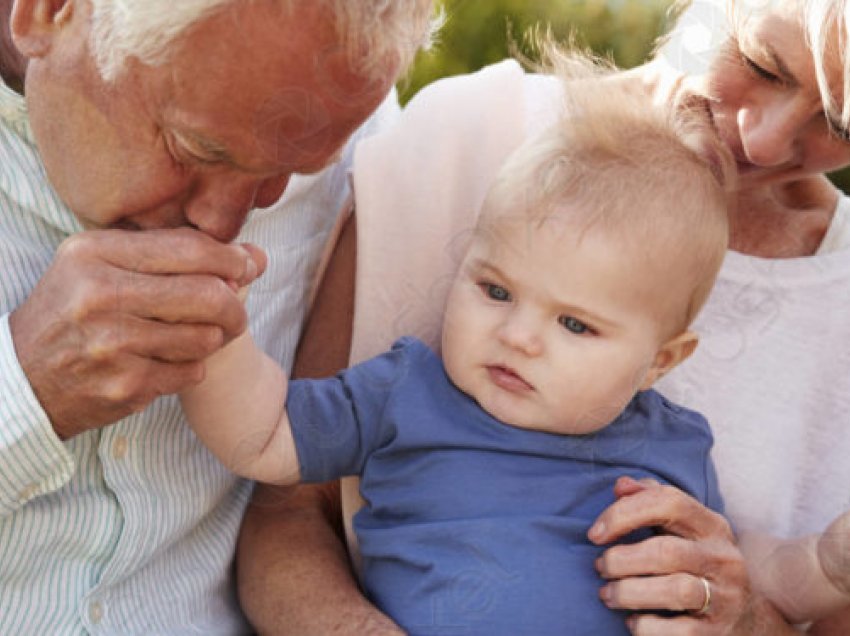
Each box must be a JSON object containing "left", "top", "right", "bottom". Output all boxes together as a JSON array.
[
  {"left": 738, "top": 96, "right": 815, "bottom": 167},
  {"left": 254, "top": 174, "right": 291, "bottom": 209},
  {"left": 184, "top": 173, "right": 289, "bottom": 242},
  {"left": 497, "top": 309, "right": 544, "bottom": 357}
]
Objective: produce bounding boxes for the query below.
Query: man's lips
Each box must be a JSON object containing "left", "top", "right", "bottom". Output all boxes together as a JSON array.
[{"left": 486, "top": 365, "right": 534, "bottom": 393}]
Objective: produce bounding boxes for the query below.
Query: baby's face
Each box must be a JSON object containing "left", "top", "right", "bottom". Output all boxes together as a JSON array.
[{"left": 441, "top": 214, "right": 672, "bottom": 435}]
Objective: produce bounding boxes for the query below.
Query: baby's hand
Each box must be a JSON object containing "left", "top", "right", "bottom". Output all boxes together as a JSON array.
[
  {"left": 227, "top": 243, "right": 267, "bottom": 300},
  {"left": 818, "top": 511, "right": 850, "bottom": 598}
]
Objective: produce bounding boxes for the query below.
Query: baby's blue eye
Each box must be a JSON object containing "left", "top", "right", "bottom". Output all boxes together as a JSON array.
[
  {"left": 484, "top": 283, "right": 511, "bottom": 302},
  {"left": 559, "top": 316, "right": 587, "bottom": 334}
]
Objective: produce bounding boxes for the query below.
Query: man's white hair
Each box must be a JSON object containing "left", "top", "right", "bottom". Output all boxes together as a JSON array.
[
  {"left": 88, "top": 0, "right": 437, "bottom": 82},
  {"left": 659, "top": 0, "right": 850, "bottom": 130}
]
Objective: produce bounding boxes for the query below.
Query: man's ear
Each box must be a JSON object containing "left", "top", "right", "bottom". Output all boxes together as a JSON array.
[
  {"left": 11, "top": 0, "right": 74, "bottom": 59},
  {"left": 639, "top": 330, "right": 699, "bottom": 390}
]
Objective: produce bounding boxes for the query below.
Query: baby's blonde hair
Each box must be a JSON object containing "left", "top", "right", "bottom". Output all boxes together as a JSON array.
[{"left": 481, "top": 51, "right": 733, "bottom": 334}]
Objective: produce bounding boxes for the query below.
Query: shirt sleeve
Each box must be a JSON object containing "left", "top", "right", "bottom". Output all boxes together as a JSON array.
[
  {"left": 661, "top": 407, "right": 726, "bottom": 514},
  {"left": 287, "top": 339, "right": 411, "bottom": 483},
  {"left": 702, "top": 453, "right": 725, "bottom": 514},
  {"left": 601, "top": 391, "right": 725, "bottom": 515},
  {"left": 0, "top": 313, "right": 75, "bottom": 516}
]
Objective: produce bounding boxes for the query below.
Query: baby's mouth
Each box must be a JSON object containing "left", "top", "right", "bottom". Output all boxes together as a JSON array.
[{"left": 486, "top": 365, "right": 534, "bottom": 393}]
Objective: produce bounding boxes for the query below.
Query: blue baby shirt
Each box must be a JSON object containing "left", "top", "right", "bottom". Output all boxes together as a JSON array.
[{"left": 288, "top": 337, "right": 723, "bottom": 635}]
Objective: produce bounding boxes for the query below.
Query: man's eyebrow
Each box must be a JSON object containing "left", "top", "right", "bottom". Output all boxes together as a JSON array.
[{"left": 174, "top": 127, "right": 239, "bottom": 165}]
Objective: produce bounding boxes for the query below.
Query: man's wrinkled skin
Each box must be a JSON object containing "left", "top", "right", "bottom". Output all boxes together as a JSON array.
[{"left": 6, "top": 0, "right": 394, "bottom": 440}]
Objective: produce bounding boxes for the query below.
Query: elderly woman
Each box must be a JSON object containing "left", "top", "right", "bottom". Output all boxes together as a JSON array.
[{"left": 238, "top": 0, "right": 850, "bottom": 633}]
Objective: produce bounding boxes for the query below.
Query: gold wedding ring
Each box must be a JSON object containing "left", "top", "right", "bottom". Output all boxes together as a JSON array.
[{"left": 695, "top": 576, "right": 712, "bottom": 616}]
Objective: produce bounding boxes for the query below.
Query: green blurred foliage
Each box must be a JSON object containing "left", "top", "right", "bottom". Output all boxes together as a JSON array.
[
  {"left": 831, "top": 167, "right": 850, "bottom": 194},
  {"left": 398, "top": 0, "right": 850, "bottom": 192},
  {"left": 398, "top": 0, "right": 675, "bottom": 104}
]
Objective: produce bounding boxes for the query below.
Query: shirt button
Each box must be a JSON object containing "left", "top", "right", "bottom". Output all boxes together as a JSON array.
[
  {"left": 112, "top": 436, "right": 129, "bottom": 460},
  {"left": 18, "top": 483, "right": 38, "bottom": 503},
  {"left": 89, "top": 601, "right": 104, "bottom": 624}
]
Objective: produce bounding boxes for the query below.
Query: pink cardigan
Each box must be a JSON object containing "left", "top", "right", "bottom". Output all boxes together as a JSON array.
[{"left": 350, "top": 60, "right": 530, "bottom": 362}]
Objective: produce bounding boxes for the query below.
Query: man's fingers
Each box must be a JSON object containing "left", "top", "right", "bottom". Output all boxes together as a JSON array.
[
  {"left": 10, "top": 228, "right": 258, "bottom": 437},
  {"left": 145, "top": 323, "right": 225, "bottom": 362},
  {"left": 98, "top": 357, "right": 207, "bottom": 413},
  {"left": 46, "top": 356, "right": 207, "bottom": 436},
  {"left": 588, "top": 485, "right": 733, "bottom": 544},
  {"left": 596, "top": 535, "right": 707, "bottom": 579},
  {"left": 601, "top": 572, "right": 709, "bottom": 612},
  {"left": 83, "top": 316, "right": 226, "bottom": 363},
  {"left": 60, "top": 228, "right": 260, "bottom": 282},
  {"left": 107, "top": 272, "right": 248, "bottom": 337}
]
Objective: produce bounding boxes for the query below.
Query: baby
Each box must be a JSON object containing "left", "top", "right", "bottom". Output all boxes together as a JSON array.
[{"left": 181, "top": 62, "right": 732, "bottom": 635}]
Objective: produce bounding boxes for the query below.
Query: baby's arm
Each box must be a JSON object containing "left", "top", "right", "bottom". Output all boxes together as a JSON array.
[
  {"left": 180, "top": 330, "right": 301, "bottom": 485},
  {"left": 741, "top": 512, "right": 850, "bottom": 624}
]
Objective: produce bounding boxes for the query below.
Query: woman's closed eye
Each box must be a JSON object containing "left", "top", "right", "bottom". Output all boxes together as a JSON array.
[
  {"left": 741, "top": 53, "right": 781, "bottom": 84},
  {"left": 480, "top": 282, "right": 511, "bottom": 302}
]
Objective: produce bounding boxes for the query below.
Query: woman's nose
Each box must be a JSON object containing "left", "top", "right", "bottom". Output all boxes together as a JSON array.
[{"left": 738, "top": 97, "right": 813, "bottom": 167}]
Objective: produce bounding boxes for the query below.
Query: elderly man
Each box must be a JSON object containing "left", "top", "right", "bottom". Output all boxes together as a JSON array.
[{"left": 0, "top": 0, "right": 431, "bottom": 632}]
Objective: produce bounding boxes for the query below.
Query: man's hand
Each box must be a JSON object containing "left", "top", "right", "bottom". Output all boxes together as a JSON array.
[
  {"left": 238, "top": 482, "right": 404, "bottom": 635},
  {"left": 9, "top": 227, "right": 264, "bottom": 439}
]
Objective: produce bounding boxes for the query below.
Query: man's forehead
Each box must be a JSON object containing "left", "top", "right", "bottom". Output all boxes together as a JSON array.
[
  {"left": 252, "top": 85, "right": 349, "bottom": 165},
  {"left": 156, "top": 11, "right": 393, "bottom": 173}
]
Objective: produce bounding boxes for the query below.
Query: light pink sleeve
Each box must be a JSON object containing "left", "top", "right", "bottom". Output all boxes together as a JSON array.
[{"left": 349, "top": 60, "right": 529, "bottom": 363}]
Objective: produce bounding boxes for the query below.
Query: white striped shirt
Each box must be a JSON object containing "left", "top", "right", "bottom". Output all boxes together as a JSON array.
[{"left": 0, "top": 76, "right": 398, "bottom": 635}]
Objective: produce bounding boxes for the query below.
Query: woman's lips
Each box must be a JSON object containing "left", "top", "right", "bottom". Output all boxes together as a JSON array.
[
  {"left": 486, "top": 365, "right": 534, "bottom": 393},
  {"left": 704, "top": 100, "right": 756, "bottom": 173},
  {"left": 735, "top": 158, "right": 759, "bottom": 174}
]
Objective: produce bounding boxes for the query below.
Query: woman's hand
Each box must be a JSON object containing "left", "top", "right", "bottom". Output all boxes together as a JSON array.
[{"left": 589, "top": 476, "right": 795, "bottom": 635}]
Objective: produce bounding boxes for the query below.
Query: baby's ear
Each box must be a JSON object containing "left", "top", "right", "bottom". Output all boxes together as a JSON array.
[{"left": 639, "top": 331, "right": 698, "bottom": 390}]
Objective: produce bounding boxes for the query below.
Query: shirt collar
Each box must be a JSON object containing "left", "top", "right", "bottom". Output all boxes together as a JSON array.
[
  {"left": 0, "top": 75, "right": 34, "bottom": 141},
  {"left": 0, "top": 74, "right": 83, "bottom": 235}
]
